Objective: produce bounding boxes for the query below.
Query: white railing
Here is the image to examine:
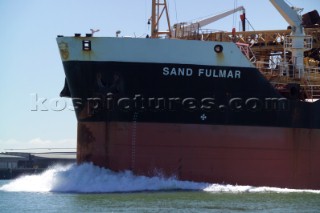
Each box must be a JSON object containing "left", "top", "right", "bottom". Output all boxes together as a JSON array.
[{"left": 284, "top": 35, "right": 313, "bottom": 51}]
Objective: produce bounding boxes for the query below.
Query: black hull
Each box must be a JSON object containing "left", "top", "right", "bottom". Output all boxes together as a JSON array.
[{"left": 62, "top": 61, "right": 320, "bottom": 129}]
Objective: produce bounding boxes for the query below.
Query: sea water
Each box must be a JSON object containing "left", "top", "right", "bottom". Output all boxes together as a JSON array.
[{"left": 1, "top": 163, "right": 320, "bottom": 213}]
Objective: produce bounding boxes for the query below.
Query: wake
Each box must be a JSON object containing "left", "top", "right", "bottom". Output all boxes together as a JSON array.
[{"left": 0, "top": 163, "right": 319, "bottom": 194}]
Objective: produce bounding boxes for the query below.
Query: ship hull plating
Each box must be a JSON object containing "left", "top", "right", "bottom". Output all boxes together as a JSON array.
[
  {"left": 77, "top": 121, "right": 320, "bottom": 189},
  {"left": 57, "top": 37, "right": 320, "bottom": 189}
]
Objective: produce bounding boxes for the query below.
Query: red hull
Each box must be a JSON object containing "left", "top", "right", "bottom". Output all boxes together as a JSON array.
[{"left": 77, "top": 121, "right": 320, "bottom": 189}]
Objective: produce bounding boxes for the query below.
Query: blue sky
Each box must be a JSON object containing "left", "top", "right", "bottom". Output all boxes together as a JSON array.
[{"left": 1, "top": 0, "right": 319, "bottom": 152}]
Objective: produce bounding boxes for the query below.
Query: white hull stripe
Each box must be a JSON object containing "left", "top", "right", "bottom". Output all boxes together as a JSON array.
[{"left": 57, "top": 37, "right": 254, "bottom": 68}]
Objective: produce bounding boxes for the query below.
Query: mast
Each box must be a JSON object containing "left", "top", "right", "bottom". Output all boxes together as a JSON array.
[{"left": 151, "top": 0, "right": 172, "bottom": 38}]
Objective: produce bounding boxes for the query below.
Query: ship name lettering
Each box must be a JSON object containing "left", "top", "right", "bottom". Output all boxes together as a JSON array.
[
  {"left": 198, "top": 69, "right": 241, "bottom": 79},
  {"left": 162, "top": 67, "right": 241, "bottom": 79},
  {"left": 163, "top": 67, "right": 193, "bottom": 76}
]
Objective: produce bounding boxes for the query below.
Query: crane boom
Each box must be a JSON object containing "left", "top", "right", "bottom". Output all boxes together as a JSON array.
[
  {"left": 269, "top": 0, "right": 312, "bottom": 77},
  {"left": 173, "top": 6, "right": 245, "bottom": 37},
  {"left": 194, "top": 6, "right": 245, "bottom": 29},
  {"left": 269, "top": 0, "right": 303, "bottom": 34}
]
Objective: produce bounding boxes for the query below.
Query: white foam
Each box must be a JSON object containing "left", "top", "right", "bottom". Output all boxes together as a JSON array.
[
  {"left": 0, "top": 163, "right": 319, "bottom": 194},
  {"left": 203, "top": 184, "right": 320, "bottom": 194}
]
